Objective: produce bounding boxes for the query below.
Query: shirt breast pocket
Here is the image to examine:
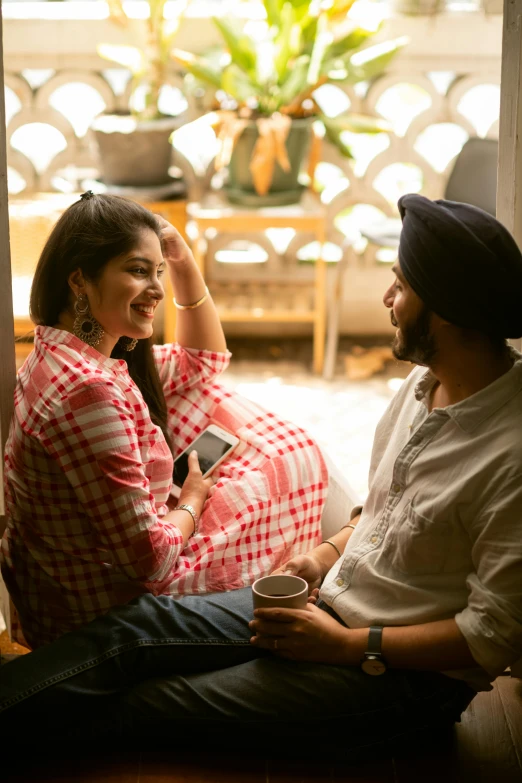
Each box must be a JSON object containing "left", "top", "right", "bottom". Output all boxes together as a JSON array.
[{"left": 382, "top": 500, "right": 452, "bottom": 576}]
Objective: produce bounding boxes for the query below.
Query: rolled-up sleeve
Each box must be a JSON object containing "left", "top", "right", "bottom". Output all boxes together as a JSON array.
[
  {"left": 455, "top": 474, "right": 522, "bottom": 678},
  {"left": 41, "top": 380, "right": 184, "bottom": 594},
  {"left": 153, "top": 343, "right": 231, "bottom": 398}
]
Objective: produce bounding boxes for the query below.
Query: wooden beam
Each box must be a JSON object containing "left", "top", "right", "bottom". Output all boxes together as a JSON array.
[
  {"left": 0, "top": 2, "right": 16, "bottom": 526},
  {"left": 0, "top": 0, "right": 16, "bottom": 633},
  {"left": 498, "top": 1, "right": 522, "bottom": 678},
  {"left": 497, "top": 0, "right": 522, "bottom": 352}
]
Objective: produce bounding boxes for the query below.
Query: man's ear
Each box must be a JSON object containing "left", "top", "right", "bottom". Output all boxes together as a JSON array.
[
  {"left": 431, "top": 312, "right": 451, "bottom": 329},
  {"left": 68, "top": 269, "right": 85, "bottom": 298}
]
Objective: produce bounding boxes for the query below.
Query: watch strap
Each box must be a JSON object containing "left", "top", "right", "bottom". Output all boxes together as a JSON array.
[{"left": 366, "top": 625, "right": 383, "bottom": 656}]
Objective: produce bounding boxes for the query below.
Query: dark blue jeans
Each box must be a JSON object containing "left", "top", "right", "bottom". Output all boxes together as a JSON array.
[{"left": 0, "top": 589, "right": 475, "bottom": 757}]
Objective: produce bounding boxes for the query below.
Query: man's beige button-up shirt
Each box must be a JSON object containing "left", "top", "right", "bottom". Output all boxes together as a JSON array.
[{"left": 320, "top": 353, "right": 522, "bottom": 691}]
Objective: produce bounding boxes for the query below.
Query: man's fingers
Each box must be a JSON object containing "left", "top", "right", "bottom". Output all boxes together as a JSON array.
[
  {"left": 250, "top": 635, "right": 284, "bottom": 651},
  {"left": 253, "top": 607, "right": 302, "bottom": 622},
  {"left": 250, "top": 619, "right": 290, "bottom": 636}
]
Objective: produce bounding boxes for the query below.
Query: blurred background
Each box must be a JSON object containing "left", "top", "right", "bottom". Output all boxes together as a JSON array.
[{"left": 3, "top": 0, "right": 503, "bottom": 498}]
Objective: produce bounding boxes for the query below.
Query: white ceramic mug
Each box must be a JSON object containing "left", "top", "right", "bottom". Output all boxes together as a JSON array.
[{"left": 252, "top": 574, "right": 308, "bottom": 610}]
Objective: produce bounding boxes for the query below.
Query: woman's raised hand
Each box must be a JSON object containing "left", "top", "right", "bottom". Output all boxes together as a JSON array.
[
  {"left": 156, "top": 215, "right": 194, "bottom": 270},
  {"left": 179, "top": 451, "right": 213, "bottom": 517},
  {"left": 155, "top": 214, "right": 227, "bottom": 353}
]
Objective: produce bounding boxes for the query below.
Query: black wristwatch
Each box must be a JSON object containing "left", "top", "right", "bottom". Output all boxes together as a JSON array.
[{"left": 361, "top": 625, "right": 387, "bottom": 676}]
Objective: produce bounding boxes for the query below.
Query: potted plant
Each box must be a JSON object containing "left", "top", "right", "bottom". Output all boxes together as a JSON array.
[
  {"left": 173, "top": 0, "right": 406, "bottom": 206},
  {"left": 91, "top": 0, "right": 189, "bottom": 190}
]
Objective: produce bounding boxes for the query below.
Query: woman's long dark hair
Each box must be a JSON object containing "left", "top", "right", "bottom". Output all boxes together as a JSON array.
[{"left": 30, "top": 193, "right": 171, "bottom": 451}]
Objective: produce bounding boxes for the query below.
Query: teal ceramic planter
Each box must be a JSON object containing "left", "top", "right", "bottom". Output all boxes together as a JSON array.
[{"left": 225, "top": 117, "right": 313, "bottom": 207}]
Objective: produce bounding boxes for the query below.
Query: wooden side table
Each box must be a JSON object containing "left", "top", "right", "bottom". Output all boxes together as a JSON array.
[{"left": 185, "top": 191, "right": 327, "bottom": 374}]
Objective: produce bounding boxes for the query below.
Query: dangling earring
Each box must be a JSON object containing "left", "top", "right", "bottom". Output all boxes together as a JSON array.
[
  {"left": 73, "top": 293, "right": 104, "bottom": 348},
  {"left": 118, "top": 336, "right": 138, "bottom": 352}
]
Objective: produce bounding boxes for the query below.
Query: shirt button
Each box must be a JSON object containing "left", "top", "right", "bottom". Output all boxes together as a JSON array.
[
  {"left": 393, "top": 483, "right": 402, "bottom": 493},
  {"left": 336, "top": 578, "right": 344, "bottom": 587},
  {"left": 371, "top": 536, "right": 378, "bottom": 544}
]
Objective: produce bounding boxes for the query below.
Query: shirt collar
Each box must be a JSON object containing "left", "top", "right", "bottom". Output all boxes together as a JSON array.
[
  {"left": 414, "top": 348, "right": 522, "bottom": 433},
  {"left": 35, "top": 325, "right": 129, "bottom": 375}
]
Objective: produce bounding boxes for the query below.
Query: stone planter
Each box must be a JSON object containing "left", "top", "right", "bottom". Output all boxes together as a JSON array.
[
  {"left": 91, "top": 113, "right": 182, "bottom": 187},
  {"left": 225, "top": 117, "right": 313, "bottom": 207}
]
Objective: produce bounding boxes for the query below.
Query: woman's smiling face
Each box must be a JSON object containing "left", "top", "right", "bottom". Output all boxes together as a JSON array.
[{"left": 79, "top": 228, "right": 165, "bottom": 350}]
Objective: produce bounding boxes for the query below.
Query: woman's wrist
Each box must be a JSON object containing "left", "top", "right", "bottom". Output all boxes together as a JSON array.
[{"left": 309, "top": 549, "right": 335, "bottom": 582}]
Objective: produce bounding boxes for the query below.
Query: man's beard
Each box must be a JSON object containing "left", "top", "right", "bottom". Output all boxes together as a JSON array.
[{"left": 391, "top": 305, "right": 437, "bottom": 366}]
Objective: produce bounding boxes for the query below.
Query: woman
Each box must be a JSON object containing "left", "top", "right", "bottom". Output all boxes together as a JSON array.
[{"left": 1, "top": 191, "right": 334, "bottom": 650}]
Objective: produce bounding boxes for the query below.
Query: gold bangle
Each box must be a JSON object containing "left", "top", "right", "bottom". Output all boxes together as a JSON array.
[
  {"left": 341, "top": 523, "right": 357, "bottom": 532},
  {"left": 174, "top": 286, "right": 209, "bottom": 311},
  {"left": 320, "top": 539, "right": 342, "bottom": 558},
  {"left": 173, "top": 504, "right": 199, "bottom": 535}
]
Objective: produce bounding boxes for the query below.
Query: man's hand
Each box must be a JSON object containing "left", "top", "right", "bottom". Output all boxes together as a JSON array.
[
  {"left": 271, "top": 554, "right": 325, "bottom": 594},
  {"left": 249, "top": 604, "right": 352, "bottom": 665}
]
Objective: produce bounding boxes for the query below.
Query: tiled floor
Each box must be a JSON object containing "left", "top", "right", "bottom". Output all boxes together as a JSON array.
[{"left": 221, "top": 347, "right": 410, "bottom": 499}]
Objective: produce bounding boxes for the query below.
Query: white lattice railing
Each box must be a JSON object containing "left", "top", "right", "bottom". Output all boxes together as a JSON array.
[{"left": 4, "top": 4, "right": 503, "bottom": 334}]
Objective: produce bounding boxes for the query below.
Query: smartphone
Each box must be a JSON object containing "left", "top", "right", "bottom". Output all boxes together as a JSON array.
[{"left": 173, "top": 424, "right": 239, "bottom": 486}]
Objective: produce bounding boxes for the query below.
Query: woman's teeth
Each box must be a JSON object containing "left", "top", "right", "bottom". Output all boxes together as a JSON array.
[{"left": 132, "top": 305, "right": 154, "bottom": 314}]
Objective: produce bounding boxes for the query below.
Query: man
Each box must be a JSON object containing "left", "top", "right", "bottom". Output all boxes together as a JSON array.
[{"left": 1, "top": 195, "right": 522, "bottom": 757}]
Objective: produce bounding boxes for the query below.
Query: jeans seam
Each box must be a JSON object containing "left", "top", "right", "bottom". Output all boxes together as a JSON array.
[{"left": 0, "top": 638, "right": 250, "bottom": 713}]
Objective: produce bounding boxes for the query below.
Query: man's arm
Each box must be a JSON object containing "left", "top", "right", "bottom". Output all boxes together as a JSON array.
[
  {"left": 342, "top": 617, "right": 477, "bottom": 670},
  {"left": 250, "top": 608, "right": 478, "bottom": 671},
  {"left": 260, "top": 510, "right": 478, "bottom": 670}
]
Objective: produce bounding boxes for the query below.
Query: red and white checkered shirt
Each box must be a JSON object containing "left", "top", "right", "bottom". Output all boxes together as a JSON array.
[{"left": 1, "top": 327, "right": 327, "bottom": 648}]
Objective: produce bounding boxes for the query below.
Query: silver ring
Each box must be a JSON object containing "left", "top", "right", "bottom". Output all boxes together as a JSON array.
[{"left": 274, "top": 639, "right": 278, "bottom": 650}]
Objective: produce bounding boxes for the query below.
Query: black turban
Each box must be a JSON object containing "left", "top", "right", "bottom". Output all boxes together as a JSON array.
[{"left": 397, "top": 194, "right": 522, "bottom": 339}]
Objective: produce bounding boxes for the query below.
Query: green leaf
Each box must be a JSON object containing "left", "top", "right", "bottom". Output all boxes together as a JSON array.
[
  {"left": 325, "top": 37, "right": 407, "bottom": 84},
  {"left": 278, "top": 54, "right": 310, "bottom": 106},
  {"left": 307, "top": 12, "right": 330, "bottom": 86},
  {"left": 321, "top": 117, "right": 354, "bottom": 158},
  {"left": 221, "top": 64, "right": 259, "bottom": 104},
  {"left": 212, "top": 17, "right": 257, "bottom": 74},
  {"left": 349, "top": 37, "right": 408, "bottom": 82},
  {"left": 263, "top": 0, "right": 284, "bottom": 27},
  {"left": 300, "top": 9, "right": 318, "bottom": 48},
  {"left": 322, "top": 111, "right": 391, "bottom": 135},
  {"left": 326, "top": 25, "right": 381, "bottom": 60},
  {"left": 326, "top": 0, "right": 358, "bottom": 19},
  {"left": 171, "top": 49, "right": 223, "bottom": 89},
  {"left": 274, "top": 4, "right": 297, "bottom": 81}
]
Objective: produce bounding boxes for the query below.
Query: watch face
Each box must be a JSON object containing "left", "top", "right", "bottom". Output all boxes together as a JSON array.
[{"left": 361, "top": 656, "right": 387, "bottom": 676}]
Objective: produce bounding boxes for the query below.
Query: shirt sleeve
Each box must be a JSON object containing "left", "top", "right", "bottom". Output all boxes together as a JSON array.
[
  {"left": 153, "top": 343, "right": 231, "bottom": 399},
  {"left": 455, "top": 473, "right": 522, "bottom": 679},
  {"left": 40, "top": 379, "right": 184, "bottom": 594}
]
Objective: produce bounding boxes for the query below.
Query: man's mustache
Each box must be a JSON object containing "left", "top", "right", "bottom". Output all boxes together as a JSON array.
[{"left": 390, "top": 310, "right": 398, "bottom": 327}]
